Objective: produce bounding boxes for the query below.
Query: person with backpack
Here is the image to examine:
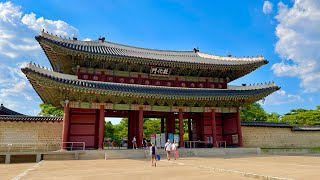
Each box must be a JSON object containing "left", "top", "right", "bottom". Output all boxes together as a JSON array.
[{"left": 149, "top": 142, "right": 158, "bottom": 167}]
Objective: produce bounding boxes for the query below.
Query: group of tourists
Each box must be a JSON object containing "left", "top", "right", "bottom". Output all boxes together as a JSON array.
[
  {"left": 149, "top": 139, "right": 180, "bottom": 167},
  {"left": 164, "top": 139, "right": 179, "bottom": 160},
  {"left": 132, "top": 136, "right": 148, "bottom": 149},
  {"left": 132, "top": 136, "right": 180, "bottom": 167}
]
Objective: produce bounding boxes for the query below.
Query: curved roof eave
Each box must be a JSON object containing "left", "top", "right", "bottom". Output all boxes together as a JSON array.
[{"left": 22, "top": 64, "right": 280, "bottom": 99}]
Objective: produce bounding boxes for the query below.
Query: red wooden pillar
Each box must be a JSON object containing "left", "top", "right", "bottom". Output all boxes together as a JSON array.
[
  {"left": 62, "top": 101, "right": 70, "bottom": 150},
  {"left": 236, "top": 109, "right": 243, "bottom": 147},
  {"left": 138, "top": 106, "right": 144, "bottom": 148},
  {"left": 128, "top": 111, "right": 137, "bottom": 149},
  {"left": 178, "top": 109, "right": 184, "bottom": 147},
  {"left": 211, "top": 110, "right": 217, "bottom": 147},
  {"left": 98, "top": 105, "right": 105, "bottom": 149}
]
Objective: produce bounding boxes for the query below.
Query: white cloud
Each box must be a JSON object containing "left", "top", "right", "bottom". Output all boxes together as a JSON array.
[
  {"left": 263, "top": 1, "right": 273, "bottom": 14},
  {"left": 22, "top": 13, "right": 78, "bottom": 37},
  {"left": 0, "top": 2, "right": 79, "bottom": 60},
  {"left": 260, "top": 89, "right": 303, "bottom": 105},
  {"left": 0, "top": 1, "right": 79, "bottom": 115},
  {"left": 272, "top": 0, "right": 320, "bottom": 92}
]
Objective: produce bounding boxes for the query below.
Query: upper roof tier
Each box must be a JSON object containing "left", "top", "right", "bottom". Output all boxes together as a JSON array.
[
  {"left": 36, "top": 31, "right": 268, "bottom": 80},
  {"left": 37, "top": 31, "right": 266, "bottom": 65}
]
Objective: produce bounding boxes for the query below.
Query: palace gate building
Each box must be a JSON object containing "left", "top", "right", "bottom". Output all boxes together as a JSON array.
[{"left": 22, "top": 31, "right": 279, "bottom": 149}]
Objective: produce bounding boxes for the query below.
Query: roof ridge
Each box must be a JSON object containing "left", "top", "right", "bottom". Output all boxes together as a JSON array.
[{"left": 39, "top": 31, "right": 196, "bottom": 54}]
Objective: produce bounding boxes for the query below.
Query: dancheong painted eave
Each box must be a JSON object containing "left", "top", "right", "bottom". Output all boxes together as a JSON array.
[
  {"left": 36, "top": 31, "right": 268, "bottom": 67},
  {"left": 21, "top": 64, "right": 280, "bottom": 108}
]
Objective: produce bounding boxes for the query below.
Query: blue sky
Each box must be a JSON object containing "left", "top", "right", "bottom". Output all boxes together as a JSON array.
[{"left": 0, "top": 0, "right": 319, "bottom": 118}]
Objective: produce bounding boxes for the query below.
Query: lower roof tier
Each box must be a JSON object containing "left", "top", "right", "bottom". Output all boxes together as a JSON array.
[{"left": 22, "top": 65, "right": 280, "bottom": 110}]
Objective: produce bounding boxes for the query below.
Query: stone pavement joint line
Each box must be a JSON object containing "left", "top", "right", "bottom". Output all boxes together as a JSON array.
[
  {"left": 164, "top": 160, "right": 296, "bottom": 180},
  {"left": 11, "top": 160, "right": 44, "bottom": 180}
]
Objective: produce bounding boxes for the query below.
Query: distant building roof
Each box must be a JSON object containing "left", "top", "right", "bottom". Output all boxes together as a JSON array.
[
  {"left": 0, "top": 104, "right": 25, "bottom": 116},
  {"left": 0, "top": 104, "right": 62, "bottom": 122},
  {"left": 0, "top": 115, "right": 63, "bottom": 122},
  {"left": 241, "top": 121, "right": 320, "bottom": 131},
  {"left": 292, "top": 126, "right": 320, "bottom": 131},
  {"left": 241, "top": 121, "right": 292, "bottom": 128}
]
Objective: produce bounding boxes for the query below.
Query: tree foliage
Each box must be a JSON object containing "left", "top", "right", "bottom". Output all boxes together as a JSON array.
[
  {"left": 240, "top": 103, "right": 320, "bottom": 126},
  {"left": 281, "top": 106, "right": 320, "bottom": 126},
  {"left": 240, "top": 103, "right": 269, "bottom": 121},
  {"left": 113, "top": 118, "right": 128, "bottom": 140},
  {"left": 39, "top": 103, "right": 63, "bottom": 116},
  {"left": 105, "top": 118, "right": 192, "bottom": 141}
]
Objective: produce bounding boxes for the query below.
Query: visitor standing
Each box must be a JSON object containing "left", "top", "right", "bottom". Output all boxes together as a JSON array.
[
  {"left": 132, "top": 136, "right": 138, "bottom": 149},
  {"left": 164, "top": 139, "right": 172, "bottom": 160},
  {"left": 143, "top": 137, "right": 147, "bottom": 149},
  {"left": 149, "top": 142, "right": 158, "bottom": 167},
  {"left": 172, "top": 140, "right": 179, "bottom": 160}
]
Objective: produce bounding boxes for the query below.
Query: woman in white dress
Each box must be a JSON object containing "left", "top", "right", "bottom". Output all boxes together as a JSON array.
[{"left": 172, "top": 140, "right": 179, "bottom": 160}]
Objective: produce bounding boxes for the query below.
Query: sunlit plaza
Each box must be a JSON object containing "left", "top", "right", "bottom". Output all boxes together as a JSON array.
[{"left": 2, "top": 155, "right": 320, "bottom": 180}]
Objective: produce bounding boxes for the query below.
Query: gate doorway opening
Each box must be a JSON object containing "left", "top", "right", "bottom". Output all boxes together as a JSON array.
[{"left": 104, "top": 117, "right": 128, "bottom": 149}]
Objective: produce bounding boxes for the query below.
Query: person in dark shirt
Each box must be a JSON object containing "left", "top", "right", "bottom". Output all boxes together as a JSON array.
[
  {"left": 143, "top": 137, "right": 147, "bottom": 149},
  {"left": 149, "top": 142, "right": 158, "bottom": 167}
]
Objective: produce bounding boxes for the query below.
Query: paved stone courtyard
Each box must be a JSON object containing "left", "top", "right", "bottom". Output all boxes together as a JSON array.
[{"left": 1, "top": 155, "right": 320, "bottom": 180}]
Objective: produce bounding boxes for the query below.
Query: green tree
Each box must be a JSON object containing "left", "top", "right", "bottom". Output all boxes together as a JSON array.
[
  {"left": 281, "top": 106, "right": 320, "bottom": 126},
  {"left": 105, "top": 121, "right": 116, "bottom": 140},
  {"left": 113, "top": 118, "right": 128, "bottom": 140},
  {"left": 266, "top": 112, "right": 281, "bottom": 123},
  {"left": 143, "top": 118, "right": 161, "bottom": 140},
  {"left": 240, "top": 103, "right": 268, "bottom": 121},
  {"left": 39, "top": 103, "right": 63, "bottom": 116}
]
